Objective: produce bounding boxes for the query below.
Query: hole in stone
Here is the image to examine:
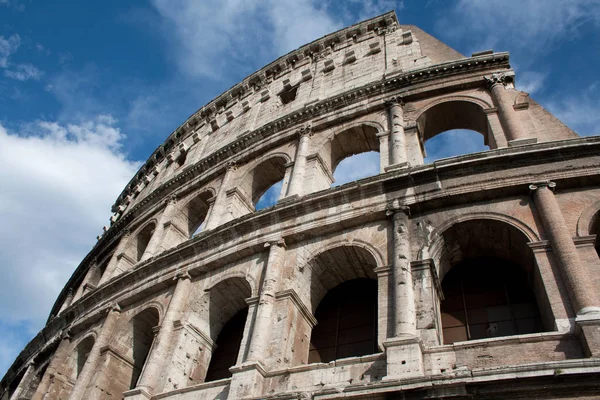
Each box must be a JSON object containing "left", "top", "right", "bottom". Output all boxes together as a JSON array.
[
  {"left": 279, "top": 85, "right": 299, "bottom": 104},
  {"left": 255, "top": 180, "right": 283, "bottom": 210},
  {"left": 401, "top": 360, "right": 406, "bottom": 365}
]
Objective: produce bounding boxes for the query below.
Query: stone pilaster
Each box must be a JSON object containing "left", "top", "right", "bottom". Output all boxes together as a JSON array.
[
  {"left": 285, "top": 126, "right": 312, "bottom": 199},
  {"left": 31, "top": 333, "right": 71, "bottom": 400},
  {"left": 529, "top": 182, "right": 600, "bottom": 315},
  {"left": 245, "top": 239, "right": 286, "bottom": 366},
  {"left": 484, "top": 73, "right": 530, "bottom": 145},
  {"left": 10, "top": 361, "right": 36, "bottom": 400},
  {"left": 385, "top": 97, "right": 409, "bottom": 169},
  {"left": 388, "top": 206, "right": 416, "bottom": 336},
  {"left": 126, "top": 272, "right": 192, "bottom": 399},
  {"left": 140, "top": 195, "right": 179, "bottom": 261},
  {"left": 68, "top": 304, "right": 121, "bottom": 400},
  {"left": 204, "top": 162, "right": 237, "bottom": 230},
  {"left": 383, "top": 205, "right": 424, "bottom": 381}
]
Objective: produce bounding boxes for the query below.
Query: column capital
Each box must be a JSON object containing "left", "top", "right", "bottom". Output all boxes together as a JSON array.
[
  {"left": 264, "top": 238, "right": 286, "bottom": 249},
  {"left": 297, "top": 124, "right": 313, "bottom": 138},
  {"left": 484, "top": 72, "right": 510, "bottom": 90},
  {"left": 104, "top": 302, "right": 121, "bottom": 315},
  {"left": 385, "top": 95, "right": 404, "bottom": 108},
  {"left": 529, "top": 181, "right": 556, "bottom": 192},
  {"left": 226, "top": 161, "right": 238, "bottom": 171},
  {"left": 173, "top": 270, "right": 192, "bottom": 282},
  {"left": 386, "top": 202, "right": 411, "bottom": 218}
]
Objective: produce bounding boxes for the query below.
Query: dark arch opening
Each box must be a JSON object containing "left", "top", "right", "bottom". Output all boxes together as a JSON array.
[
  {"left": 129, "top": 308, "right": 160, "bottom": 389},
  {"left": 309, "top": 279, "right": 377, "bottom": 363},
  {"left": 441, "top": 257, "right": 543, "bottom": 344},
  {"left": 136, "top": 223, "right": 156, "bottom": 261},
  {"left": 186, "top": 191, "right": 213, "bottom": 237},
  {"left": 76, "top": 336, "right": 95, "bottom": 378},
  {"left": 205, "top": 308, "right": 249, "bottom": 382},
  {"left": 246, "top": 157, "right": 287, "bottom": 209}
]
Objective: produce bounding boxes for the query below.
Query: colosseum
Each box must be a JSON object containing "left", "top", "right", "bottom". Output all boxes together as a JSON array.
[{"left": 2, "top": 10, "right": 600, "bottom": 400}]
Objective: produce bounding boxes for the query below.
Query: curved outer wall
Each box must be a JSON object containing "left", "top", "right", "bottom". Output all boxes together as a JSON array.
[{"left": 3, "top": 11, "right": 600, "bottom": 400}]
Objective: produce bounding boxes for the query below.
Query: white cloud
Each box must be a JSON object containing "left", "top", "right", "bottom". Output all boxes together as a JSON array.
[
  {"left": 516, "top": 71, "right": 546, "bottom": 95},
  {"left": 0, "top": 34, "right": 20, "bottom": 68},
  {"left": 4, "top": 63, "right": 43, "bottom": 81},
  {"left": 151, "top": 0, "right": 342, "bottom": 79},
  {"left": 547, "top": 82, "right": 600, "bottom": 136},
  {"left": 439, "top": 0, "right": 600, "bottom": 55},
  {"left": 0, "top": 116, "right": 140, "bottom": 331}
]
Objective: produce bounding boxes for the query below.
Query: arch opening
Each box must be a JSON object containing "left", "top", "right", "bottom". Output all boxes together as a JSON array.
[
  {"left": 186, "top": 191, "right": 213, "bottom": 237},
  {"left": 243, "top": 157, "right": 287, "bottom": 209},
  {"left": 327, "top": 125, "right": 380, "bottom": 186},
  {"left": 205, "top": 308, "right": 248, "bottom": 382},
  {"left": 424, "top": 129, "right": 488, "bottom": 163},
  {"left": 203, "top": 277, "right": 252, "bottom": 382},
  {"left": 75, "top": 336, "right": 95, "bottom": 379},
  {"left": 136, "top": 223, "right": 156, "bottom": 262},
  {"left": 129, "top": 308, "right": 160, "bottom": 389},
  {"left": 332, "top": 151, "right": 380, "bottom": 187},
  {"left": 309, "top": 279, "right": 377, "bottom": 363},
  {"left": 436, "top": 219, "right": 546, "bottom": 344},
  {"left": 418, "top": 100, "right": 491, "bottom": 162}
]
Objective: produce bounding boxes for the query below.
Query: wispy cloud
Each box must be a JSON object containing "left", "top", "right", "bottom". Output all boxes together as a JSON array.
[
  {"left": 150, "top": 0, "right": 342, "bottom": 79},
  {"left": 547, "top": 82, "right": 600, "bottom": 136},
  {"left": 438, "top": 0, "right": 600, "bottom": 57},
  {"left": 0, "top": 34, "right": 20, "bottom": 68},
  {"left": 4, "top": 63, "right": 43, "bottom": 81},
  {"left": 333, "top": 151, "right": 380, "bottom": 186}
]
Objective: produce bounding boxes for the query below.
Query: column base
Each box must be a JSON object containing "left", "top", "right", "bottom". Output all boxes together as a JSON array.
[
  {"left": 122, "top": 387, "right": 152, "bottom": 400},
  {"left": 508, "top": 137, "right": 537, "bottom": 147},
  {"left": 227, "top": 361, "right": 267, "bottom": 399},
  {"left": 382, "top": 336, "right": 424, "bottom": 380},
  {"left": 384, "top": 162, "right": 409, "bottom": 172},
  {"left": 576, "top": 312, "right": 600, "bottom": 358}
]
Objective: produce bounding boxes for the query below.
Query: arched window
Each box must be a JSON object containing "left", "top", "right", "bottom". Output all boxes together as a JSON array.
[
  {"left": 327, "top": 125, "right": 380, "bottom": 187},
  {"left": 201, "top": 277, "right": 252, "bottom": 382},
  {"left": 435, "top": 219, "right": 546, "bottom": 344},
  {"left": 129, "top": 308, "right": 159, "bottom": 389},
  {"left": 185, "top": 191, "right": 213, "bottom": 236},
  {"left": 244, "top": 157, "right": 287, "bottom": 210},
  {"left": 136, "top": 223, "right": 156, "bottom": 261},
  {"left": 309, "top": 279, "right": 377, "bottom": 363},
  {"left": 205, "top": 308, "right": 248, "bottom": 381},
  {"left": 75, "top": 336, "right": 95, "bottom": 378},
  {"left": 418, "top": 100, "right": 492, "bottom": 163},
  {"left": 441, "top": 257, "right": 543, "bottom": 344}
]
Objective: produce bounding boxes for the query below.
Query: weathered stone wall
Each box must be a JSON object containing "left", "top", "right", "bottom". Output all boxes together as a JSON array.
[{"left": 3, "top": 10, "right": 600, "bottom": 400}]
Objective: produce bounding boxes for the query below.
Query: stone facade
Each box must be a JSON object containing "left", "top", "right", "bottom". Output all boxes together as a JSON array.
[{"left": 3, "top": 11, "right": 600, "bottom": 400}]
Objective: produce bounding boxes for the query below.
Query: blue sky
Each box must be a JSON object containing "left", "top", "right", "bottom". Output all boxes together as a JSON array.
[{"left": 0, "top": 0, "right": 599, "bottom": 376}]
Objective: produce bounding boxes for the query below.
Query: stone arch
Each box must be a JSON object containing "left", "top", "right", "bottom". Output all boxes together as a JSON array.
[
  {"left": 305, "top": 243, "right": 380, "bottom": 313},
  {"left": 325, "top": 123, "right": 382, "bottom": 175},
  {"left": 427, "top": 217, "right": 547, "bottom": 344},
  {"left": 239, "top": 153, "right": 291, "bottom": 207},
  {"left": 427, "top": 215, "right": 538, "bottom": 281},
  {"left": 74, "top": 334, "right": 95, "bottom": 379},
  {"left": 125, "top": 219, "right": 159, "bottom": 263},
  {"left": 415, "top": 96, "right": 493, "bottom": 148},
  {"left": 576, "top": 199, "right": 600, "bottom": 237},
  {"left": 182, "top": 189, "right": 215, "bottom": 237}
]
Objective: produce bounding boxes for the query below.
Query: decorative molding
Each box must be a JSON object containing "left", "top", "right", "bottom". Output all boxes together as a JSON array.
[{"left": 275, "top": 289, "right": 318, "bottom": 327}]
